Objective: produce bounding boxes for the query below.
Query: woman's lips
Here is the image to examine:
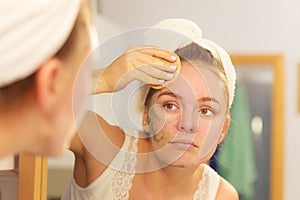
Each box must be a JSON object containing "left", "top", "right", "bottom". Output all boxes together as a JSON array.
[{"left": 170, "top": 141, "right": 198, "bottom": 150}]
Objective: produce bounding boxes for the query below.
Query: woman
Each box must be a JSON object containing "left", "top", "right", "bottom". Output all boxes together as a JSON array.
[
  {"left": 64, "top": 19, "right": 239, "bottom": 199},
  {"left": 0, "top": 0, "right": 97, "bottom": 157}
]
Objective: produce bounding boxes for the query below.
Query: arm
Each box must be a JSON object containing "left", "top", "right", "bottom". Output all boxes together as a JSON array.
[
  {"left": 70, "top": 46, "right": 179, "bottom": 187},
  {"left": 92, "top": 46, "right": 179, "bottom": 94},
  {"left": 70, "top": 111, "right": 125, "bottom": 187}
]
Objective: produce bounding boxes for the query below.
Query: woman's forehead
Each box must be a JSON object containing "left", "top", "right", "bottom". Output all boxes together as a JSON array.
[{"left": 157, "top": 62, "right": 226, "bottom": 104}]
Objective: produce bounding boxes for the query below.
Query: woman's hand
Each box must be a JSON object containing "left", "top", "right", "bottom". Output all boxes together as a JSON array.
[{"left": 92, "top": 46, "right": 180, "bottom": 94}]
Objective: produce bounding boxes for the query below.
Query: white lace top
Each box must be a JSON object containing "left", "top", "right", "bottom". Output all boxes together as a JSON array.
[{"left": 62, "top": 133, "right": 220, "bottom": 200}]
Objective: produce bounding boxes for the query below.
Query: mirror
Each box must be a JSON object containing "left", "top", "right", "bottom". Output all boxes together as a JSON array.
[
  {"left": 45, "top": 55, "right": 284, "bottom": 200},
  {"left": 229, "top": 55, "right": 284, "bottom": 200}
]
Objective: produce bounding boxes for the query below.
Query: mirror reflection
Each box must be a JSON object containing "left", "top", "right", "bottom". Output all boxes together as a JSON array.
[
  {"left": 47, "top": 59, "right": 283, "bottom": 200},
  {"left": 44, "top": 2, "right": 283, "bottom": 200}
]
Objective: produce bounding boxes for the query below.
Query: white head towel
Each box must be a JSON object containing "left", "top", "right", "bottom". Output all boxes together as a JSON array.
[
  {"left": 144, "top": 18, "right": 236, "bottom": 107},
  {"left": 0, "top": 0, "right": 80, "bottom": 87}
]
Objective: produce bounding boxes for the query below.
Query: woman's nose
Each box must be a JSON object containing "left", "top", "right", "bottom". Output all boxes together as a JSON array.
[{"left": 179, "top": 108, "right": 199, "bottom": 133}]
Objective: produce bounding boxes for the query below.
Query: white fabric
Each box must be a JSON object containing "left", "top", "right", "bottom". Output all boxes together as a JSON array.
[
  {"left": 63, "top": 133, "right": 220, "bottom": 200},
  {"left": 194, "top": 164, "right": 221, "bottom": 200},
  {"left": 144, "top": 18, "right": 236, "bottom": 107},
  {"left": 62, "top": 131, "right": 138, "bottom": 200},
  {"left": 0, "top": 0, "right": 80, "bottom": 87}
]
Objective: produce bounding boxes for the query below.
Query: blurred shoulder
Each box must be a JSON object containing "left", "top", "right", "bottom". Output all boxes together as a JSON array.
[
  {"left": 216, "top": 177, "right": 239, "bottom": 200},
  {"left": 70, "top": 110, "right": 125, "bottom": 156}
]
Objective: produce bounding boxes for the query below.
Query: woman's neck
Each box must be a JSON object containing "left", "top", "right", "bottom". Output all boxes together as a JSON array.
[
  {"left": 134, "top": 163, "right": 204, "bottom": 200},
  {"left": 156, "top": 163, "right": 203, "bottom": 187},
  {"left": 0, "top": 107, "right": 38, "bottom": 157},
  {"left": 0, "top": 118, "right": 21, "bottom": 157},
  {"left": 136, "top": 137, "right": 204, "bottom": 194}
]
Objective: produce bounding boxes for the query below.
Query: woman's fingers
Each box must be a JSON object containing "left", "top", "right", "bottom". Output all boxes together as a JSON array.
[
  {"left": 127, "top": 46, "right": 177, "bottom": 62},
  {"left": 136, "top": 47, "right": 178, "bottom": 63},
  {"left": 127, "top": 47, "right": 181, "bottom": 87},
  {"left": 129, "top": 69, "right": 166, "bottom": 86},
  {"left": 133, "top": 62, "right": 175, "bottom": 81},
  {"left": 94, "top": 46, "right": 181, "bottom": 94},
  {"left": 136, "top": 55, "right": 178, "bottom": 73}
]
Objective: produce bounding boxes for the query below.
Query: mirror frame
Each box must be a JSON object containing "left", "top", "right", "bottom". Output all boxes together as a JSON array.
[
  {"left": 18, "top": 154, "right": 47, "bottom": 200},
  {"left": 230, "top": 54, "right": 285, "bottom": 200}
]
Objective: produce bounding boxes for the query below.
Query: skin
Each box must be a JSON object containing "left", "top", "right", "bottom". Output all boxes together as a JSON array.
[
  {"left": 143, "top": 61, "right": 231, "bottom": 167},
  {"left": 0, "top": 8, "right": 95, "bottom": 157},
  {"left": 92, "top": 47, "right": 178, "bottom": 94},
  {"left": 71, "top": 58, "right": 239, "bottom": 199}
]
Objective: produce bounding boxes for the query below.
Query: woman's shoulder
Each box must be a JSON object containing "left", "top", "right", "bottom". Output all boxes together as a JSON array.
[
  {"left": 197, "top": 164, "right": 238, "bottom": 200},
  {"left": 70, "top": 111, "right": 125, "bottom": 154},
  {"left": 69, "top": 111, "right": 127, "bottom": 187},
  {"left": 215, "top": 177, "right": 239, "bottom": 200}
]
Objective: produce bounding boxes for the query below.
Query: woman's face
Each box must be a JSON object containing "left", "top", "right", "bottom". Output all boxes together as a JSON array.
[
  {"left": 46, "top": 25, "right": 95, "bottom": 156},
  {"left": 144, "top": 61, "right": 229, "bottom": 167}
]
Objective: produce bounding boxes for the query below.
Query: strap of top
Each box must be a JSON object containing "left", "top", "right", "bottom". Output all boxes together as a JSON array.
[
  {"left": 193, "top": 164, "right": 221, "bottom": 200},
  {"left": 112, "top": 132, "right": 139, "bottom": 200}
]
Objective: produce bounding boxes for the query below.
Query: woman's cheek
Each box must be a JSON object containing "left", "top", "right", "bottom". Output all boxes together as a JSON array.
[
  {"left": 72, "top": 61, "right": 93, "bottom": 124},
  {"left": 196, "top": 122, "right": 213, "bottom": 147},
  {"left": 150, "top": 131, "right": 170, "bottom": 150},
  {"left": 148, "top": 114, "right": 180, "bottom": 150},
  {"left": 199, "top": 123, "right": 210, "bottom": 136},
  {"left": 164, "top": 115, "right": 180, "bottom": 132},
  {"left": 147, "top": 104, "right": 167, "bottom": 135}
]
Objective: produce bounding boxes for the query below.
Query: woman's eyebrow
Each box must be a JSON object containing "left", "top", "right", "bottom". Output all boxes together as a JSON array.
[
  {"left": 199, "top": 97, "right": 220, "bottom": 104},
  {"left": 157, "top": 91, "right": 182, "bottom": 100},
  {"left": 157, "top": 91, "right": 220, "bottom": 105}
]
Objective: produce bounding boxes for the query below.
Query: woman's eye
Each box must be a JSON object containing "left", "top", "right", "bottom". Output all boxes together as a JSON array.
[
  {"left": 200, "top": 108, "right": 214, "bottom": 116},
  {"left": 163, "top": 103, "right": 178, "bottom": 111}
]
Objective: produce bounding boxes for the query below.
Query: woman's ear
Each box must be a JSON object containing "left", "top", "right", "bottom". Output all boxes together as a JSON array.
[
  {"left": 218, "top": 115, "right": 231, "bottom": 144},
  {"left": 35, "top": 58, "right": 63, "bottom": 113}
]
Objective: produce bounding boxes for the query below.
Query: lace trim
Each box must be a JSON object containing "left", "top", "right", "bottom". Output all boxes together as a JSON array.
[
  {"left": 112, "top": 135, "right": 138, "bottom": 200},
  {"left": 193, "top": 165, "right": 220, "bottom": 200}
]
